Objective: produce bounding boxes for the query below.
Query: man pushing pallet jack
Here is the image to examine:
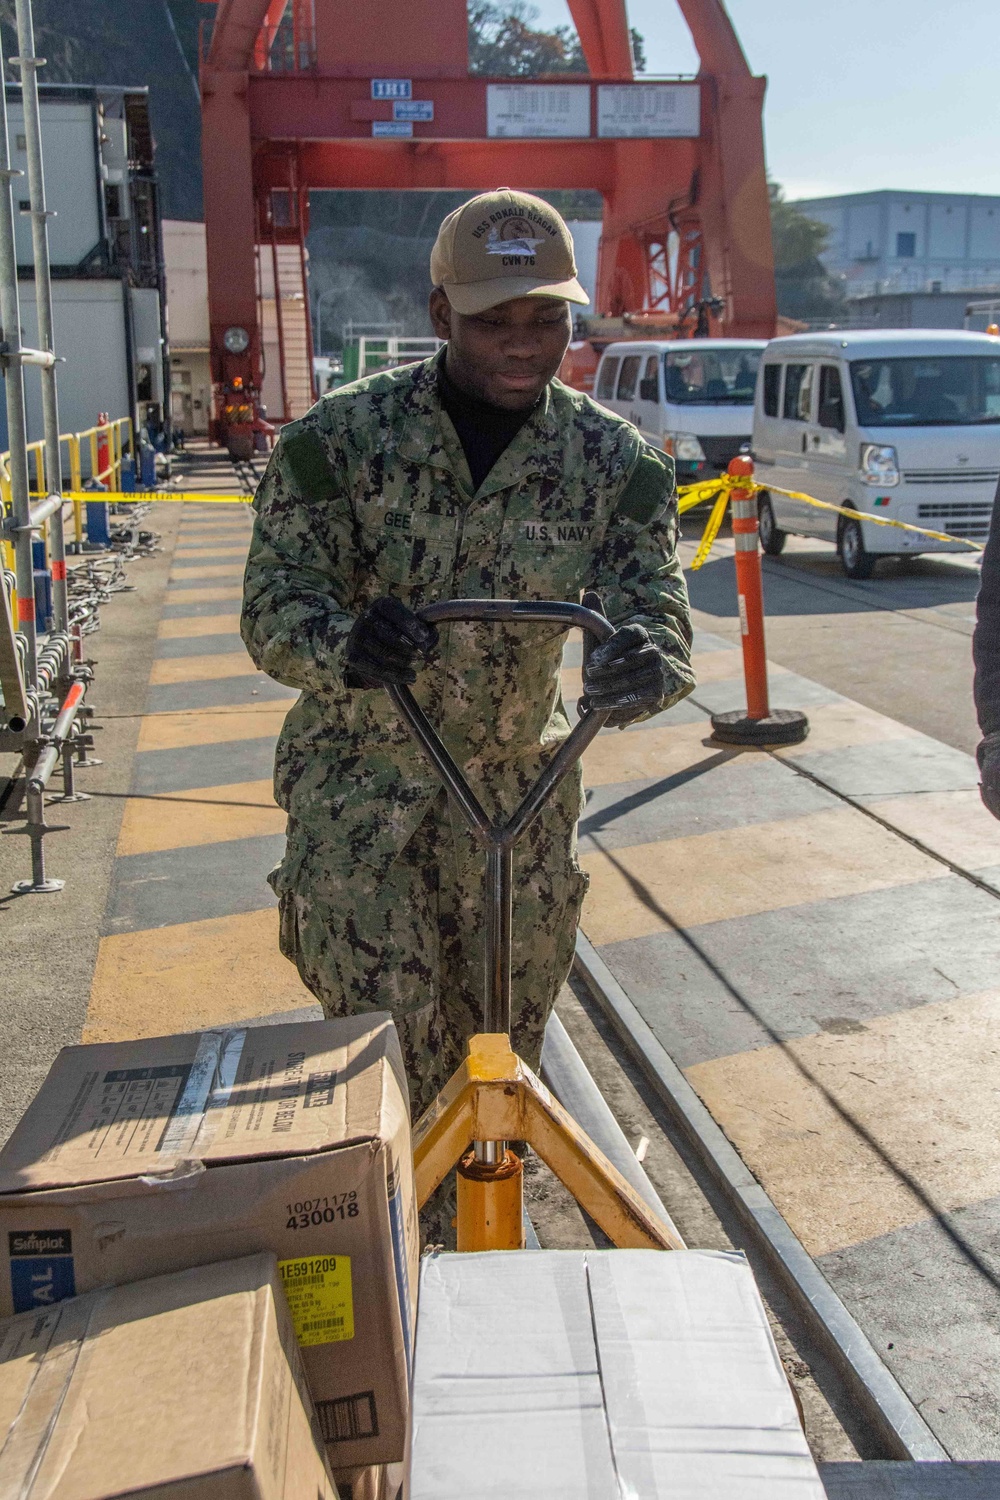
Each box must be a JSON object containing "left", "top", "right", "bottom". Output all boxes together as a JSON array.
[
  {"left": 240, "top": 193, "right": 826, "bottom": 1498},
  {"left": 241, "top": 190, "right": 696, "bottom": 1245}
]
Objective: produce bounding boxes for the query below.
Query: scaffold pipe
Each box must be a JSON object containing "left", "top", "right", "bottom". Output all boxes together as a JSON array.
[
  {"left": 0, "top": 86, "right": 36, "bottom": 687},
  {"left": 12, "top": 0, "right": 69, "bottom": 637}
]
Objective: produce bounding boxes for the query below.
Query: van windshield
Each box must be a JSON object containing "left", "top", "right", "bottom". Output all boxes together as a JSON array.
[
  {"left": 663, "top": 348, "right": 760, "bottom": 405},
  {"left": 850, "top": 357, "right": 1000, "bottom": 426}
]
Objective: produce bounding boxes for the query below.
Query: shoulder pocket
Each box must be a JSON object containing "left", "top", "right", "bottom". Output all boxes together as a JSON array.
[
  {"left": 281, "top": 424, "right": 337, "bottom": 502},
  {"left": 618, "top": 445, "right": 675, "bottom": 525}
]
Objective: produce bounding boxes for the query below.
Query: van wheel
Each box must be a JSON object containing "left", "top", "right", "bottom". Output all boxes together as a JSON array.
[
  {"left": 757, "top": 495, "right": 786, "bottom": 555},
  {"left": 838, "top": 513, "right": 877, "bottom": 579}
]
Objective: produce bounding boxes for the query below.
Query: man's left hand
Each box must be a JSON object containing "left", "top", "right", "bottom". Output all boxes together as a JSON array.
[{"left": 581, "top": 623, "right": 668, "bottom": 728}]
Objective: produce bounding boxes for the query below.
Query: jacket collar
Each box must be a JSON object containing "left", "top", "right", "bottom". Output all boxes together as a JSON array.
[{"left": 395, "top": 351, "right": 563, "bottom": 497}]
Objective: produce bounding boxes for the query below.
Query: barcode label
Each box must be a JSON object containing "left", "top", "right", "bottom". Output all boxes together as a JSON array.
[
  {"left": 278, "top": 1255, "right": 353, "bottom": 1346},
  {"left": 297, "top": 1315, "right": 345, "bottom": 1334},
  {"left": 315, "top": 1391, "right": 379, "bottom": 1444}
]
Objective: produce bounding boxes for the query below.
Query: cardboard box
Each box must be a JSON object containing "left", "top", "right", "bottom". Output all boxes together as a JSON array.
[
  {"left": 0, "top": 1253, "right": 338, "bottom": 1499},
  {"left": 0, "top": 1016, "right": 418, "bottom": 1470},
  {"left": 406, "top": 1249, "right": 826, "bottom": 1499}
]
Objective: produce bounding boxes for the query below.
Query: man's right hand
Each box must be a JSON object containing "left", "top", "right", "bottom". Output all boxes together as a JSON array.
[
  {"left": 979, "top": 733, "right": 1000, "bottom": 820},
  {"left": 344, "top": 596, "right": 438, "bottom": 688}
]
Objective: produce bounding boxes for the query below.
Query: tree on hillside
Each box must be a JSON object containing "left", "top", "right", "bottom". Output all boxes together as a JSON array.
[
  {"left": 769, "top": 181, "right": 845, "bottom": 323},
  {"left": 468, "top": 1, "right": 586, "bottom": 74},
  {"left": 468, "top": 2, "right": 645, "bottom": 76}
]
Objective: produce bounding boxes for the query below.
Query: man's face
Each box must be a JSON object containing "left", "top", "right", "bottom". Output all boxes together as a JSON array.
[{"left": 429, "top": 290, "right": 572, "bottom": 410}]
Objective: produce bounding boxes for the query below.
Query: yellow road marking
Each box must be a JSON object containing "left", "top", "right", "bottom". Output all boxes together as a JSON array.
[
  {"left": 580, "top": 805, "right": 943, "bottom": 943},
  {"left": 865, "top": 789, "right": 1000, "bottom": 871},
  {"left": 685, "top": 988, "right": 1000, "bottom": 1256},
  {"left": 167, "top": 563, "right": 245, "bottom": 581},
  {"left": 164, "top": 585, "right": 244, "bottom": 603},
  {"left": 157, "top": 613, "right": 242, "bottom": 639},
  {"left": 583, "top": 720, "right": 723, "bottom": 788},
  {"left": 86, "top": 908, "right": 314, "bottom": 1043},
  {"left": 148, "top": 651, "right": 258, "bottom": 686},
  {"left": 116, "top": 779, "right": 282, "bottom": 856},
  {"left": 774, "top": 698, "right": 920, "bottom": 758},
  {"left": 136, "top": 701, "right": 295, "bottom": 751},
  {"left": 173, "top": 544, "right": 249, "bottom": 559}
]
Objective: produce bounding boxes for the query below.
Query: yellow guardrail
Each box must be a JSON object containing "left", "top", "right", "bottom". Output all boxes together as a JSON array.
[
  {"left": 676, "top": 473, "right": 988, "bottom": 570},
  {"left": 0, "top": 417, "right": 133, "bottom": 572},
  {"left": 65, "top": 490, "right": 253, "bottom": 506}
]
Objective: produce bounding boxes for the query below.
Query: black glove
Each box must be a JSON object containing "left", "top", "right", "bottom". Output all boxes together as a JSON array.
[
  {"left": 344, "top": 596, "right": 438, "bottom": 688},
  {"left": 979, "top": 733, "right": 1000, "bottom": 820},
  {"left": 581, "top": 622, "right": 668, "bottom": 728}
]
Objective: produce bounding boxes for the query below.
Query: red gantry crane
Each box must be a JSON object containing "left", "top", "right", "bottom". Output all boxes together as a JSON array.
[{"left": 199, "top": 0, "right": 776, "bottom": 452}]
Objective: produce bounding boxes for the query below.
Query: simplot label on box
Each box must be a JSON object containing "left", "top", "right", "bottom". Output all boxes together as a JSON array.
[{"left": 0, "top": 1015, "right": 418, "bottom": 1470}]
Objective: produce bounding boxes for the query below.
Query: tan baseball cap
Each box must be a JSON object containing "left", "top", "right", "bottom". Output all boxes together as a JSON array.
[{"left": 430, "top": 188, "right": 590, "bottom": 315}]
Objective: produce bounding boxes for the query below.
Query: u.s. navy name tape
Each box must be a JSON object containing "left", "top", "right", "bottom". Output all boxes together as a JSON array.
[
  {"left": 676, "top": 473, "right": 987, "bottom": 570},
  {"left": 66, "top": 490, "right": 252, "bottom": 505}
]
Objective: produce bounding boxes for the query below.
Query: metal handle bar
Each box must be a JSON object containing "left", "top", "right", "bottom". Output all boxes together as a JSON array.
[{"left": 385, "top": 599, "right": 614, "bottom": 1053}]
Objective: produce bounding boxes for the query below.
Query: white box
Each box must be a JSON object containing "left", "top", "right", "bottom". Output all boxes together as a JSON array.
[{"left": 406, "top": 1249, "right": 824, "bottom": 1499}]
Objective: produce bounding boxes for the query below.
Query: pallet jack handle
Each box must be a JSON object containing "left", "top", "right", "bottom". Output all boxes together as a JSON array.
[{"left": 386, "top": 598, "right": 614, "bottom": 1047}]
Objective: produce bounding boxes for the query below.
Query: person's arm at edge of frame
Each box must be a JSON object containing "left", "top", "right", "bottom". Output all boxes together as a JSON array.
[
  {"left": 973, "top": 477, "right": 1000, "bottom": 818},
  {"left": 588, "top": 438, "right": 697, "bottom": 724},
  {"left": 241, "top": 416, "right": 357, "bottom": 701}
]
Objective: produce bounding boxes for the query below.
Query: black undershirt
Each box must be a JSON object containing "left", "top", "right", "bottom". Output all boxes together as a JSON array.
[{"left": 438, "top": 358, "right": 539, "bottom": 493}]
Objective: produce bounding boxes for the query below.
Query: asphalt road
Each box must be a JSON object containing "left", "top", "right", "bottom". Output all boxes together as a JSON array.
[{"left": 682, "top": 532, "right": 982, "bottom": 753}]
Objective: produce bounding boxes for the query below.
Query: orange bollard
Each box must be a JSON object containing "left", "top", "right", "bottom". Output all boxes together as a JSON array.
[{"left": 710, "top": 456, "right": 809, "bottom": 747}]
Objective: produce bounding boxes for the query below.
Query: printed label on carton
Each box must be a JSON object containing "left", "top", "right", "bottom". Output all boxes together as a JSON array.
[
  {"left": 278, "top": 1255, "right": 354, "bottom": 1347},
  {"left": 8, "top": 1230, "right": 76, "bottom": 1312}
]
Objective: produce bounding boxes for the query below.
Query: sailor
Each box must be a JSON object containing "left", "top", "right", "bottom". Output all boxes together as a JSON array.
[{"left": 242, "top": 189, "right": 695, "bottom": 1229}]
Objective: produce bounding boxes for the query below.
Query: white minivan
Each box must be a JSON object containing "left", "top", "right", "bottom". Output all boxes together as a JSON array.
[
  {"left": 752, "top": 329, "right": 1000, "bottom": 578},
  {"left": 594, "top": 339, "right": 767, "bottom": 482}
]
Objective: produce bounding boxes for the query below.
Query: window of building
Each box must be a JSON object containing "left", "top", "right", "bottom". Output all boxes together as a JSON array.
[
  {"left": 897, "top": 232, "right": 916, "bottom": 258},
  {"left": 763, "top": 364, "right": 781, "bottom": 417}
]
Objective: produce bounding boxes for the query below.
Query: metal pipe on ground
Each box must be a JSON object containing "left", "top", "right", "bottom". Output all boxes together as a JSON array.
[
  {"left": 572, "top": 932, "right": 948, "bottom": 1463},
  {"left": 11, "top": 677, "right": 84, "bottom": 895},
  {"left": 540, "top": 1011, "right": 684, "bottom": 1246},
  {"left": 13, "top": 0, "right": 69, "bottom": 637},
  {"left": 0, "top": 564, "right": 29, "bottom": 731}
]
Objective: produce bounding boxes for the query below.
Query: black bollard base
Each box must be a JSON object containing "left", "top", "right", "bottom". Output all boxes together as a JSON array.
[{"left": 710, "top": 708, "right": 809, "bottom": 747}]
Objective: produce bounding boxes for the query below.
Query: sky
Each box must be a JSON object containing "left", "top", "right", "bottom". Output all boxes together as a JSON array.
[{"left": 530, "top": 0, "right": 1000, "bottom": 201}]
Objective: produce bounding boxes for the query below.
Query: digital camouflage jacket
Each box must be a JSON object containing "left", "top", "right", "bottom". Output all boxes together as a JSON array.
[{"left": 241, "top": 353, "right": 695, "bottom": 886}]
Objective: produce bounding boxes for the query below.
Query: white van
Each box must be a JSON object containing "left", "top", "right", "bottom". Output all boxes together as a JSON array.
[
  {"left": 752, "top": 329, "right": 1000, "bottom": 578},
  {"left": 594, "top": 339, "right": 766, "bottom": 482}
]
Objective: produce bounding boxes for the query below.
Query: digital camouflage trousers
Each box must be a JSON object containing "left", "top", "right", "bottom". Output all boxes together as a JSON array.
[{"left": 276, "top": 783, "right": 588, "bottom": 1245}]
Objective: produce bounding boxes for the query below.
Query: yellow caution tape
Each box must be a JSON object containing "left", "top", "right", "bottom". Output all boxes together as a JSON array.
[
  {"left": 690, "top": 489, "right": 730, "bottom": 571},
  {"left": 675, "top": 473, "right": 987, "bottom": 570},
  {"left": 67, "top": 490, "right": 253, "bottom": 505}
]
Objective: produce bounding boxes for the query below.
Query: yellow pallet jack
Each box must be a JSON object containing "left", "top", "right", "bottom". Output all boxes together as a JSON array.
[{"left": 386, "top": 598, "right": 683, "bottom": 1254}]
